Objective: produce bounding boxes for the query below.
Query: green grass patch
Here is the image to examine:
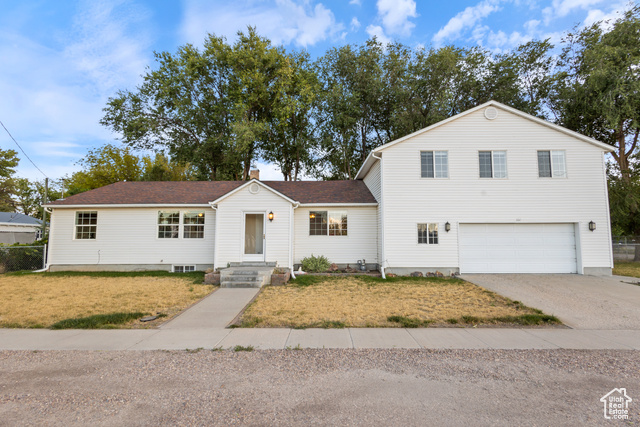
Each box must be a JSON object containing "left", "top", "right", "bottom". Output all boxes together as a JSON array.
[
  {"left": 50, "top": 312, "right": 147, "bottom": 329},
  {"left": 233, "top": 345, "right": 254, "bottom": 352},
  {"left": 7, "top": 270, "right": 206, "bottom": 284},
  {"left": 454, "top": 313, "right": 560, "bottom": 326},
  {"left": 613, "top": 261, "right": 640, "bottom": 278},
  {"left": 387, "top": 315, "right": 432, "bottom": 328},
  {"left": 289, "top": 274, "right": 465, "bottom": 288}
]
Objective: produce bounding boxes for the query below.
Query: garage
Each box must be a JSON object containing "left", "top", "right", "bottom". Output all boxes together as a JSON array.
[{"left": 459, "top": 223, "right": 578, "bottom": 274}]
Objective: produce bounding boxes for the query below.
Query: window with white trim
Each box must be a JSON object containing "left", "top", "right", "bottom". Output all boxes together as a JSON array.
[
  {"left": 75, "top": 211, "right": 97, "bottom": 239},
  {"left": 173, "top": 265, "right": 196, "bottom": 273},
  {"left": 421, "top": 151, "right": 449, "bottom": 178},
  {"left": 479, "top": 151, "right": 507, "bottom": 178},
  {"left": 309, "top": 211, "right": 348, "bottom": 236},
  {"left": 417, "top": 223, "right": 438, "bottom": 244},
  {"left": 158, "top": 211, "right": 180, "bottom": 238},
  {"left": 537, "top": 151, "right": 566, "bottom": 178},
  {"left": 183, "top": 212, "right": 205, "bottom": 238}
]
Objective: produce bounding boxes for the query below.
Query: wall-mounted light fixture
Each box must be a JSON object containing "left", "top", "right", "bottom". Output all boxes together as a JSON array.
[
  {"left": 445, "top": 222, "right": 451, "bottom": 232},
  {"left": 589, "top": 221, "right": 596, "bottom": 231},
  {"left": 268, "top": 211, "right": 274, "bottom": 222}
]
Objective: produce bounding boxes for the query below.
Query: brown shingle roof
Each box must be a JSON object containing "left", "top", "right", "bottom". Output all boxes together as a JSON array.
[{"left": 46, "top": 180, "right": 377, "bottom": 206}]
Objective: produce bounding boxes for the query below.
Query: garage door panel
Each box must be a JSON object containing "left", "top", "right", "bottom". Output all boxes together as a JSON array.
[{"left": 460, "top": 223, "right": 577, "bottom": 274}]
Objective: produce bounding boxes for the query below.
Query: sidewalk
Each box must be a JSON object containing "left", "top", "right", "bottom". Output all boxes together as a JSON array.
[{"left": 1, "top": 327, "right": 639, "bottom": 351}]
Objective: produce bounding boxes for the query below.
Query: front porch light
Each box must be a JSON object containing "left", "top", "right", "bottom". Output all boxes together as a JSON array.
[
  {"left": 445, "top": 222, "right": 451, "bottom": 232},
  {"left": 268, "top": 211, "right": 274, "bottom": 222},
  {"left": 589, "top": 221, "right": 596, "bottom": 231}
]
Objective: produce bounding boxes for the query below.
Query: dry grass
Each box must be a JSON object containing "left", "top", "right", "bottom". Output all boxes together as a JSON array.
[
  {"left": 0, "top": 275, "right": 214, "bottom": 328},
  {"left": 613, "top": 261, "right": 640, "bottom": 278},
  {"left": 238, "top": 276, "right": 555, "bottom": 328}
]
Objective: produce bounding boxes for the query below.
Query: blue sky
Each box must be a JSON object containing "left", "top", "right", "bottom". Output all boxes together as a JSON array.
[{"left": 0, "top": 0, "right": 632, "bottom": 181}]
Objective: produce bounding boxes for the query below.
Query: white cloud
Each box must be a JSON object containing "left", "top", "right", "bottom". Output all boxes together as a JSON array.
[
  {"left": 0, "top": 0, "right": 153, "bottom": 180},
  {"left": 524, "top": 19, "right": 540, "bottom": 33},
  {"left": 349, "top": 0, "right": 362, "bottom": 5},
  {"left": 376, "top": 0, "right": 418, "bottom": 36},
  {"left": 583, "top": 2, "right": 628, "bottom": 29},
  {"left": 366, "top": 25, "right": 392, "bottom": 44},
  {"left": 542, "top": 0, "right": 604, "bottom": 24},
  {"left": 351, "top": 17, "right": 361, "bottom": 31},
  {"left": 180, "top": 0, "right": 343, "bottom": 48},
  {"left": 433, "top": 0, "right": 502, "bottom": 45}
]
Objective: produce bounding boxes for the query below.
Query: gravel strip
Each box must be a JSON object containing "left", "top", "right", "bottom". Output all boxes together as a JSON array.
[{"left": 1, "top": 349, "right": 638, "bottom": 426}]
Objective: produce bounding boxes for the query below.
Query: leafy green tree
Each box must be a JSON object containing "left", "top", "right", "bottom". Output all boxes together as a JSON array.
[
  {"left": 14, "top": 178, "right": 62, "bottom": 220},
  {"left": 608, "top": 163, "right": 640, "bottom": 260},
  {"left": 552, "top": 6, "right": 640, "bottom": 179},
  {"left": 0, "top": 149, "right": 19, "bottom": 211}
]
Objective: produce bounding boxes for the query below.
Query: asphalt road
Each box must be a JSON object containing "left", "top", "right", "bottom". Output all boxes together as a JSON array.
[{"left": 1, "top": 349, "right": 638, "bottom": 426}]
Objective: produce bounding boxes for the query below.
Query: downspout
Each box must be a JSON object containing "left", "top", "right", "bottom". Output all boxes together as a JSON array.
[
  {"left": 34, "top": 206, "right": 53, "bottom": 272},
  {"left": 209, "top": 203, "right": 219, "bottom": 270},
  {"left": 289, "top": 202, "right": 300, "bottom": 279},
  {"left": 372, "top": 152, "right": 386, "bottom": 279}
]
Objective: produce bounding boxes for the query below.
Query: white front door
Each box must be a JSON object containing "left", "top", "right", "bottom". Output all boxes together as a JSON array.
[{"left": 243, "top": 213, "right": 265, "bottom": 261}]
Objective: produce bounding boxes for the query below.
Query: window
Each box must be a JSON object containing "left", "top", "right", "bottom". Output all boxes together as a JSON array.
[
  {"left": 479, "top": 151, "right": 507, "bottom": 178},
  {"left": 75, "top": 211, "right": 97, "bottom": 239},
  {"left": 309, "top": 211, "right": 348, "bottom": 236},
  {"left": 173, "top": 265, "right": 195, "bottom": 273},
  {"left": 183, "top": 212, "right": 205, "bottom": 238},
  {"left": 328, "top": 211, "right": 348, "bottom": 236},
  {"left": 538, "top": 151, "right": 566, "bottom": 178},
  {"left": 158, "top": 211, "right": 179, "bottom": 238},
  {"left": 418, "top": 223, "right": 438, "bottom": 244},
  {"left": 421, "top": 151, "right": 449, "bottom": 178}
]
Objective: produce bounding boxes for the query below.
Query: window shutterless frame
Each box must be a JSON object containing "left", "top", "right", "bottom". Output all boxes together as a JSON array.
[
  {"left": 478, "top": 150, "right": 507, "bottom": 179},
  {"left": 537, "top": 150, "right": 567, "bottom": 178},
  {"left": 309, "top": 210, "right": 348, "bottom": 236},
  {"left": 420, "top": 151, "right": 449, "bottom": 179},
  {"left": 74, "top": 211, "right": 98, "bottom": 240},
  {"left": 417, "top": 223, "right": 439, "bottom": 245}
]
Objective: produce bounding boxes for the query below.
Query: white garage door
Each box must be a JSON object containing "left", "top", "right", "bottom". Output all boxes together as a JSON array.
[{"left": 459, "top": 223, "right": 577, "bottom": 274}]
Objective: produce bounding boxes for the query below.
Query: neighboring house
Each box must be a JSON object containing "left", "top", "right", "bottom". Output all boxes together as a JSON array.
[
  {"left": 44, "top": 101, "right": 614, "bottom": 275},
  {"left": 0, "top": 212, "right": 43, "bottom": 245}
]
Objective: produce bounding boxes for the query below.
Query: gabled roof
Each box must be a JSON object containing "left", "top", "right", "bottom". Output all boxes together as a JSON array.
[
  {"left": 45, "top": 180, "right": 377, "bottom": 207},
  {"left": 0, "top": 212, "right": 42, "bottom": 225},
  {"left": 355, "top": 100, "right": 614, "bottom": 179}
]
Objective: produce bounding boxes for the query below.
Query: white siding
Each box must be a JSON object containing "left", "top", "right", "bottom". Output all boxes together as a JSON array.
[
  {"left": 294, "top": 206, "right": 377, "bottom": 264},
  {"left": 380, "top": 106, "right": 612, "bottom": 271},
  {"left": 215, "top": 185, "right": 291, "bottom": 268},
  {"left": 363, "top": 160, "right": 383, "bottom": 265},
  {"left": 48, "top": 207, "right": 215, "bottom": 267}
]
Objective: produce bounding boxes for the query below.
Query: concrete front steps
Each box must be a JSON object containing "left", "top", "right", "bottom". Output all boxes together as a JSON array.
[{"left": 221, "top": 262, "right": 276, "bottom": 288}]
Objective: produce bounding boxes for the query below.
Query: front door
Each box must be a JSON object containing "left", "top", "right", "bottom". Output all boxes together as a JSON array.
[{"left": 243, "top": 213, "right": 265, "bottom": 261}]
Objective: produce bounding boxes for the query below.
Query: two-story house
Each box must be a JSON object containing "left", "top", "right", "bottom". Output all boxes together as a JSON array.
[{"left": 45, "top": 101, "right": 614, "bottom": 276}]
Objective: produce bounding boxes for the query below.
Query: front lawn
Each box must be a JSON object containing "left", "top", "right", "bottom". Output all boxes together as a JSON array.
[
  {"left": 235, "top": 275, "right": 560, "bottom": 328},
  {"left": 613, "top": 261, "right": 640, "bottom": 278},
  {"left": 0, "top": 271, "right": 214, "bottom": 328}
]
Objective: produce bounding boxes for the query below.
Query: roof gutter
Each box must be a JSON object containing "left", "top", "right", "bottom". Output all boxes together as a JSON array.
[
  {"left": 209, "top": 202, "right": 219, "bottom": 270},
  {"left": 372, "top": 151, "right": 386, "bottom": 279}
]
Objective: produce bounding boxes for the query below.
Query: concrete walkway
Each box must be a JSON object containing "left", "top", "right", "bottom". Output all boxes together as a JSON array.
[
  {"left": 161, "top": 288, "right": 260, "bottom": 329},
  {"left": 1, "top": 327, "right": 639, "bottom": 351}
]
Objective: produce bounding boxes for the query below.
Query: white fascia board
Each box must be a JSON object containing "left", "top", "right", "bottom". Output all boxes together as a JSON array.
[
  {"left": 298, "top": 203, "right": 378, "bottom": 207},
  {"left": 355, "top": 152, "right": 379, "bottom": 180},
  {"left": 209, "top": 179, "right": 297, "bottom": 205},
  {"left": 45, "top": 204, "right": 212, "bottom": 209}
]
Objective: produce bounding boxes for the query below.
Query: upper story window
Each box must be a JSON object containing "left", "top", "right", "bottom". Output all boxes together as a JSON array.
[
  {"left": 418, "top": 223, "right": 438, "bottom": 244},
  {"left": 538, "top": 151, "right": 566, "bottom": 178},
  {"left": 309, "top": 211, "right": 348, "bottom": 236},
  {"left": 183, "top": 212, "right": 205, "bottom": 238},
  {"left": 75, "top": 211, "right": 97, "bottom": 240},
  {"left": 158, "top": 211, "right": 180, "bottom": 238},
  {"left": 479, "top": 151, "right": 507, "bottom": 178},
  {"left": 421, "top": 151, "right": 449, "bottom": 178}
]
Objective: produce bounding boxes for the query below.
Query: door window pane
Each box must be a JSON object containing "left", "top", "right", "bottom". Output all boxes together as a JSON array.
[{"left": 244, "top": 214, "right": 264, "bottom": 255}]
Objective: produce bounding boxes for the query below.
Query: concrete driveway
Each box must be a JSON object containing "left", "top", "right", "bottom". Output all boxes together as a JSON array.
[{"left": 461, "top": 274, "right": 640, "bottom": 330}]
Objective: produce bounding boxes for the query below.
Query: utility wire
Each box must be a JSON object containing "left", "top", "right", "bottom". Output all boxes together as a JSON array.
[{"left": 0, "top": 119, "right": 48, "bottom": 178}]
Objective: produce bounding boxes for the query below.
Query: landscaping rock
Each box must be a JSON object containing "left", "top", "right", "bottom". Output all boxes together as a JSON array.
[
  {"left": 204, "top": 272, "right": 221, "bottom": 285},
  {"left": 139, "top": 316, "right": 158, "bottom": 322},
  {"left": 410, "top": 272, "right": 423, "bottom": 277}
]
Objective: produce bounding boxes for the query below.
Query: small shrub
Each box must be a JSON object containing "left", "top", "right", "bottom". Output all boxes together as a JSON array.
[
  {"left": 387, "top": 315, "right": 430, "bottom": 328},
  {"left": 446, "top": 318, "right": 459, "bottom": 324},
  {"left": 301, "top": 254, "right": 331, "bottom": 273}
]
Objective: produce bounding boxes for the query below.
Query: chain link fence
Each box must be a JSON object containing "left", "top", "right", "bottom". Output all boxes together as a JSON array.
[
  {"left": 0, "top": 245, "right": 46, "bottom": 273},
  {"left": 612, "top": 237, "right": 640, "bottom": 261}
]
